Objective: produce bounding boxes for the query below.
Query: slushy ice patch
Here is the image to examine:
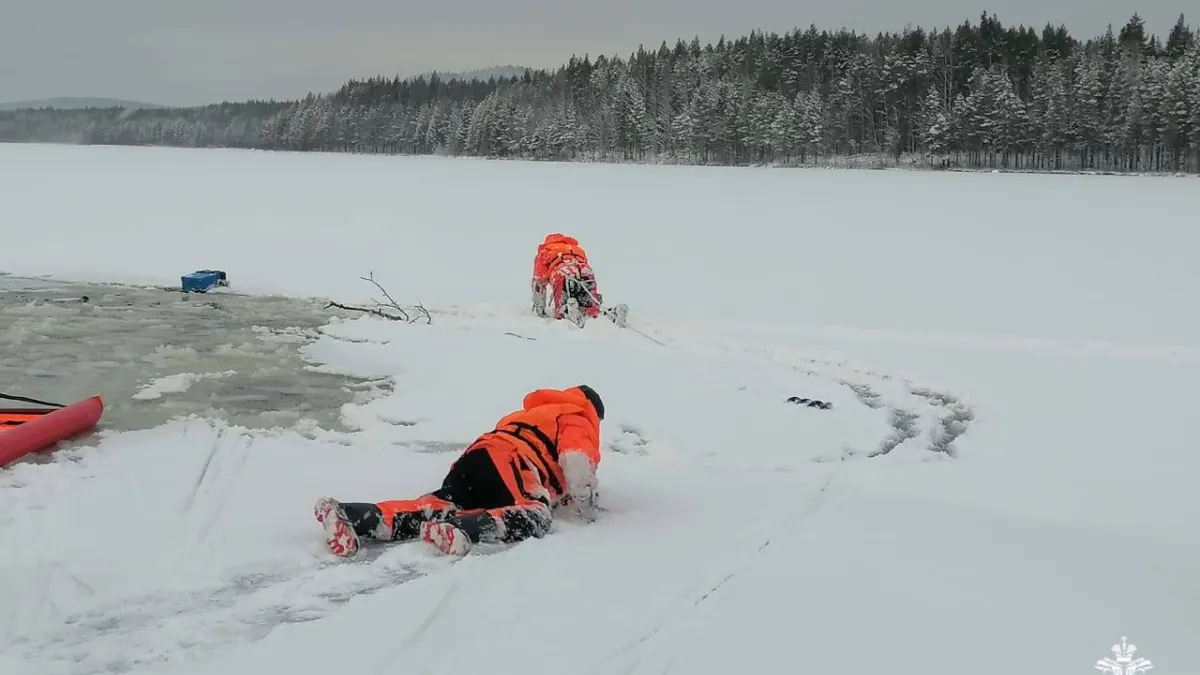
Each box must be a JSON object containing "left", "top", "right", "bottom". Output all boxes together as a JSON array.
[{"left": 0, "top": 277, "right": 387, "bottom": 434}]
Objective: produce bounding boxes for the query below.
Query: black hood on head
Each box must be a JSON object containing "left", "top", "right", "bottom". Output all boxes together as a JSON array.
[{"left": 575, "top": 384, "right": 604, "bottom": 421}]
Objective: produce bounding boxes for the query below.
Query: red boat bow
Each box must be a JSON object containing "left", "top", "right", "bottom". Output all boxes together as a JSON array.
[{"left": 0, "top": 396, "right": 105, "bottom": 468}]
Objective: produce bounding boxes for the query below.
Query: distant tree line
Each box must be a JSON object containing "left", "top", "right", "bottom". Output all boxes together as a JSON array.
[{"left": 2, "top": 12, "right": 1199, "bottom": 174}]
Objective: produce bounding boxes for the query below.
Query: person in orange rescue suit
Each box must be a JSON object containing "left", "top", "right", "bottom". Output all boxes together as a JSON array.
[
  {"left": 313, "top": 385, "right": 605, "bottom": 557},
  {"left": 531, "top": 233, "right": 603, "bottom": 320}
]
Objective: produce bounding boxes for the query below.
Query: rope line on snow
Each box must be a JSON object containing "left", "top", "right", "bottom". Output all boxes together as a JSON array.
[
  {"left": 568, "top": 276, "right": 667, "bottom": 347},
  {"left": 0, "top": 393, "right": 65, "bottom": 408}
]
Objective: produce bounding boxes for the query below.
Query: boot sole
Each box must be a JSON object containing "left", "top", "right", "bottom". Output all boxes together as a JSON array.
[{"left": 314, "top": 497, "right": 360, "bottom": 557}]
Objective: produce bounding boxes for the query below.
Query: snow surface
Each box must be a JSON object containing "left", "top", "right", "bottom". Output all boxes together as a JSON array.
[{"left": 0, "top": 143, "right": 1197, "bottom": 674}]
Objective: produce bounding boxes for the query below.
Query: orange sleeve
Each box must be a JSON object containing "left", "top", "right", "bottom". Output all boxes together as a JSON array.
[
  {"left": 557, "top": 413, "right": 600, "bottom": 465},
  {"left": 533, "top": 246, "right": 552, "bottom": 282},
  {"left": 554, "top": 411, "right": 602, "bottom": 521},
  {"left": 556, "top": 412, "right": 600, "bottom": 507}
]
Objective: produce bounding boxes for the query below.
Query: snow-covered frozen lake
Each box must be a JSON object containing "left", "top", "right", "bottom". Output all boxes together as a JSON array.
[{"left": 0, "top": 142, "right": 1196, "bottom": 675}]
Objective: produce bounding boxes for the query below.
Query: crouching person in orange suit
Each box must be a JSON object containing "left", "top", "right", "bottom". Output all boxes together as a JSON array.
[
  {"left": 314, "top": 385, "right": 604, "bottom": 557},
  {"left": 531, "top": 233, "right": 603, "bottom": 321}
]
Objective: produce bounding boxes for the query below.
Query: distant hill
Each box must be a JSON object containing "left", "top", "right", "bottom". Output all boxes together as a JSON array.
[
  {"left": 425, "top": 66, "right": 531, "bottom": 82},
  {"left": 0, "top": 97, "right": 164, "bottom": 111}
]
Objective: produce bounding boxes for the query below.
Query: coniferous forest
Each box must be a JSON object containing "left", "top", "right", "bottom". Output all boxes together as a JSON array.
[{"left": 3, "top": 12, "right": 1200, "bottom": 173}]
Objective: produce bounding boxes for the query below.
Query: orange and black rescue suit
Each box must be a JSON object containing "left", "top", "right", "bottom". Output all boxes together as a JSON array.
[
  {"left": 337, "top": 385, "right": 604, "bottom": 546},
  {"left": 532, "top": 233, "right": 602, "bottom": 320}
]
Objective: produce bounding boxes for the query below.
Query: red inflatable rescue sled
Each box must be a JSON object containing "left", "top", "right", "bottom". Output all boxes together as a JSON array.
[{"left": 0, "top": 396, "right": 104, "bottom": 468}]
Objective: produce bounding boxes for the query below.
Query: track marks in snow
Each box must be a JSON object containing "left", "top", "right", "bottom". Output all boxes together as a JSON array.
[
  {"left": 409, "top": 440, "right": 472, "bottom": 454},
  {"left": 844, "top": 381, "right": 883, "bottom": 409},
  {"left": 909, "top": 387, "right": 975, "bottom": 456},
  {"left": 179, "top": 427, "right": 251, "bottom": 550},
  {"left": 595, "top": 472, "right": 837, "bottom": 675},
  {"left": 782, "top": 350, "right": 977, "bottom": 458},
  {"left": 0, "top": 561, "right": 98, "bottom": 644},
  {"left": 875, "top": 407, "right": 922, "bottom": 457},
  {"left": 695, "top": 339, "right": 977, "bottom": 460},
  {"left": 838, "top": 375, "right": 974, "bottom": 458},
  {"left": 608, "top": 424, "right": 651, "bottom": 456},
  {"left": 7, "top": 549, "right": 438, "bottom": 675}
]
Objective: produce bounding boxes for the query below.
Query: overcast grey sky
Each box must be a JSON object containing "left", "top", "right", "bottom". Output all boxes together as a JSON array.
[{"left": 0, "top": 0, "right": 1192, "bottom": 106}]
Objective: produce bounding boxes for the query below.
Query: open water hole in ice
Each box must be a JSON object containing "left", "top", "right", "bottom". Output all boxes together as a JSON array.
[{"left": 0, "top": 275, "right": 389, "bottom": 450}]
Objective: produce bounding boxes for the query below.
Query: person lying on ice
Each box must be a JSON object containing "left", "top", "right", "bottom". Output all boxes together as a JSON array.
[
  {"left": 531, "top": 233, "right": 604, "bottom": 321},
  {"left": 313, "top": 384, "right": 605, "bottom": 557}
]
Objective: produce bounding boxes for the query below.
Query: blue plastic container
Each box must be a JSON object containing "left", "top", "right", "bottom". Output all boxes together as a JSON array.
[{"left": 181, "top": 270, "right": 228, "bottom": 293}]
